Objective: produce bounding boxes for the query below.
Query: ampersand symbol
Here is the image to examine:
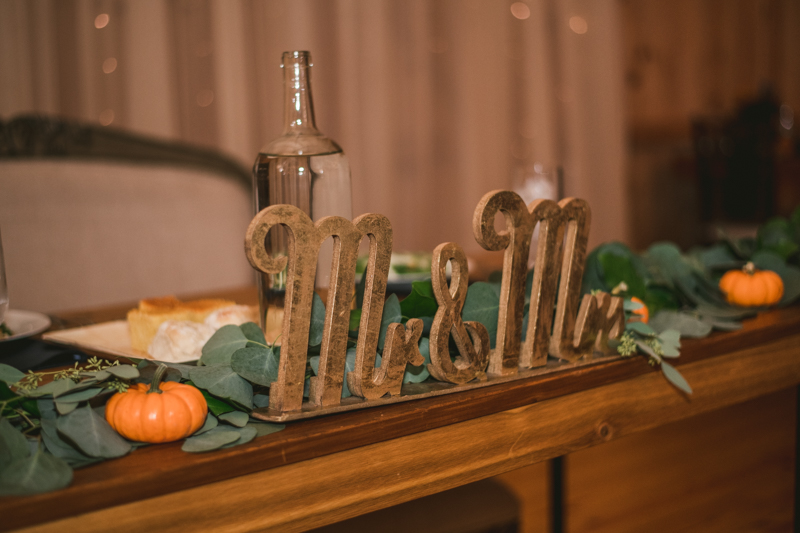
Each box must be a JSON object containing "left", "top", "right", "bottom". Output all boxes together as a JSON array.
[{"left": 427, "top": 242, "right": 490, "bottom": 384}]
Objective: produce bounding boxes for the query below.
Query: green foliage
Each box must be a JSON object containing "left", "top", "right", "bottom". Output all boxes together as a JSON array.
[
  {"left": 198, "top": 389, "right": 237, "bottom": 417},
  {"left": 201, "top": 325, "right": 249, "bottom": 366},
  {"left": 649, "top": 311, "right": 712, "bottom": 338},
  {"left": 661, "top": 361, "right": 692, "bottom": 394},
  {"left": 757, "top": 218, "right": 799, "bottom": 260},
  {"left": 751, "top": 251, "right": 800, "bottom": 306},
  {"left": 0, "top": 364, "right": 25, "bottom": 385},
  {"left": 230, "top": 345, "right": 280, "bottom": 387},
  {"left": 189, "top": 365, "right": 253, "bottom": 410},
  {"left": 0, "top": 446, "right": 73, "bottom": 496},
  {"left": 181, "top": 427, "right": 241, "bottom": 453},
  {"left": 193, "top": 413, "right": 218, "bottom": 435},
  {"left": 399, "top": 280, "right": 438, "bottom": 319},
  {"left": 379, "top": 294, "right": 403, "bottom": 352},
  {"left": 240, "top": 322, "right": 267, "bottom": 346},
  {"left": 403, "top": 337, "right": 431, "bottom": 384},
  {"left": 56, "top": 405, "right": 131, "bottom": 459},
  {"left": 0, "top": 418, "right": 29, "bottom": 471},
  {"left": 461, "top": 282, "right": 500, "bottom": 349},
  {"left": 219, "top": 411, "right": 249, "bottom": 428},
  {"left": 0, "top": 322, "right": 288, "bottom": 497},
  {"left": 308, "top": 292, "right": 326, "bottom": 347}
]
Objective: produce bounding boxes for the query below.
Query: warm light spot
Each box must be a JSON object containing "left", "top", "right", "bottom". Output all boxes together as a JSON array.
[
  {"left": 102, "top": 57, "right": 117, "bottom": 74},
  {"left": 196, "top": 89, "right": 215, "bottom": 108},
  {"left": 99, "top": 109, "right": 114, "bottom": 126},
  {"left": 510, "top": 2, "right": 530, "bottom": 20},
  {"left": 94, "top": 14, "right": 109, "bottom": 29},
  {"left": 780, "top": 104, "right": 794, "bottom": 130},
  {"left": 569, "top": 16, "right": 588, "bottom": 34}
]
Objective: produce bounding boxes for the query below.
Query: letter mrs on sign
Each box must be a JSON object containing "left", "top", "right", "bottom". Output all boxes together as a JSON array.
[{"left": 245, "top": 191, "right": 624, "bottom": 419}]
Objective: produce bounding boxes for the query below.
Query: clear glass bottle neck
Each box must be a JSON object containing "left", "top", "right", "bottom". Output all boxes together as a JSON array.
[
  {"left": 282, "top": 52, "right": 318, "bottom": 135},
  {"left": 262, "top": 51, "right": 342, "bottom": 157}
]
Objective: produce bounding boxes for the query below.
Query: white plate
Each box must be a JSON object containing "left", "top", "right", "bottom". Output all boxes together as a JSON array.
[{"left": 1, "top": 310, "right": 52, "bottom": 342}]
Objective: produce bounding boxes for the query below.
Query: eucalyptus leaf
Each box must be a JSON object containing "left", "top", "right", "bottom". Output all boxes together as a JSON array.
[
  {"left": 53, "top": 387, "right": 102, "bottom": 404},
  {"left": 378, "top": 294, "right": 403, "bottom": 352},
  {"left": 249, "top": 422, "right": 286, "bottom": 438},
  {"left": 626, "top": 321, "right": 657, "bottom": 336},
  {"left": 598, "top": 253, "right": 646, "bottom": 299},
  {"left": 219, "top": 411, "right": 250, "bottom": 428},
  {"left": 239, "top": 321, "right": 267, "bottom": 347},
  {"left": 199, "top": 389, "right": 237, "bottom": 417},
  {"left": 582, "top": 247, "right": 608, "bottom": 294},
  {"left": 624, "top": 299, "right": 644, "bottom": 311},
  {"left": 200, "top": 325, "right": 249, "bottom": 366},
  {"left": 751, "top": 251, "right": 800, "bottom": 306},
  {"left": 661, "top": 361, "right": 692, "bottom": 394},
  {"left": 757, "top": 218, "right": 799, "bottom": 260},
  {"left": 56, "top": 405, "right": 131, "bottom": 458},
  {"left": 349, "top": 309, "right": 362, "bottom": 332},
  {"left": 162, "top": 362, "right": 196, "bottom": 380},
  {"left": 660, "top": 344, "right": 680, "bottom": 358},
  {"left": 0, "top": 448, "right": 72, "bottom": 496},
  {"left": 18, "top": 378, "right": 75, "bottom": 398},
  {"left": 40, "top": 418, "right": 94, "bottom": 466},
  {"left": 189, "top": 365, "right": 253, "bottom": 409},
  {"left": 461, "top": 282, "right": 500, "bottom": 349},
  {"left": 253, "top": 393, "right": 270, "bottom": 408},
  {"left": 37, "top": 399, "right": 56, "bottom": 420},
  {"left": 658, "top": 329, "right": 681, "bottom": 349},
  {"left": 399, "top": 280, "right": 439, "bottom": 319},
  {"left": 649, "top": 311, "right": 712, "bottom": 338},
  {"left": 0, "top": 417, "right": 30, "bottom": 470},
  {"left": 0, "top": 364, "right": 25, "bottom": 385},
  {"left": 419, "top": 316, "right": 434, "bottom": 335},
  {"left": 403, "top": 337, "right": 431, "bottom": 384},
  {"left": 193, "top": 413, "right": 218, "bottom": 435},
  {"left": 55, "top": 401, "right": 78, "bottom": 415},
  {"left": 693, "top": 243, "right": 738, "bottom": 271},
  {"left": 230, "top": 345, "right": 279, "bottom": 386},
  {"left": 52, "top": 378, "right": 99, "bottom": 397},
  {"left": 635, "top": 340, "right": 662, "bottom": 363},
  {"left": 181, "top": 427, "right": 241, "bottom": 453},
  {"left": 694, "top": 303, "right": 754, "bottom": 320},
  {"left": 697, "top": 316, "right": 742, "bottom": 331},
  {"left": 642, "top": 286, "right": 681, "bottom": 316},
  {"left": 86, "top": 370, "right": 112, "bottom": 382},
  {"left": 308, "top": 292, "right": 326, "bottom": 347},
  {"left": 221, "top": 425, "right": 258, "bottom": 448},
  {"left": 0, "top": 381, "right": 13, "bottom": 401},
  {"left": 103, "top": 365, "right": 139, "bottom": 380},
  {"left": 355, "top": 269, "right": 367, "bottom": 309}
]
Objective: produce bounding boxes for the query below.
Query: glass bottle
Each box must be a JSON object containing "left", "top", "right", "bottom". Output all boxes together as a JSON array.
[{"left": 253, "top": 51, "right": 353, "bottom": 342}]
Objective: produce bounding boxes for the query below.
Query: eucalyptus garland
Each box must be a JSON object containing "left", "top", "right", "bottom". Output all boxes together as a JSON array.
[{"left": 2, "top": 206, "right": 799, "bottom": 496}]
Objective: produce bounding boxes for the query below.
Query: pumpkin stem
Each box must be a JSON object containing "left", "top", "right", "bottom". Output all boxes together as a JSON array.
[
  {"left": 149, "top": 363, "right": 169, "bottom": 394},
  {"left": 743, "top": 262, "right": 757, "bottom": 275}
]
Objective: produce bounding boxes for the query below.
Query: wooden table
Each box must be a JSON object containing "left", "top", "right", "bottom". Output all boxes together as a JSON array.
[{"left": 3, "top": 288, "right": 800, "bottom": 533}]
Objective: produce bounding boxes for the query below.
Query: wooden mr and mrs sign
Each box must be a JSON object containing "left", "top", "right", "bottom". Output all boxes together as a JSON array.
[{"left": 245, "top": 190, "right": 625, "bottom": 416}]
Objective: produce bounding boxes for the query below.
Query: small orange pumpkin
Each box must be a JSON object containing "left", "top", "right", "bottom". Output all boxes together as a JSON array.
[
  {"left": 719, "top": 262, "right": 784, "bottom": 307},
  {"left": 106, "top": 364, "right": 208, "bottom": 443},
  {"left": 629, "top": 296, "right": 649, "bottom": 324}
]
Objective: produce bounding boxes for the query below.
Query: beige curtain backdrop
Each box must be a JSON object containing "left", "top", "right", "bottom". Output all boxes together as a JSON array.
[{"left": 0, "top": 0, "right": 628, "bottom": 253}]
